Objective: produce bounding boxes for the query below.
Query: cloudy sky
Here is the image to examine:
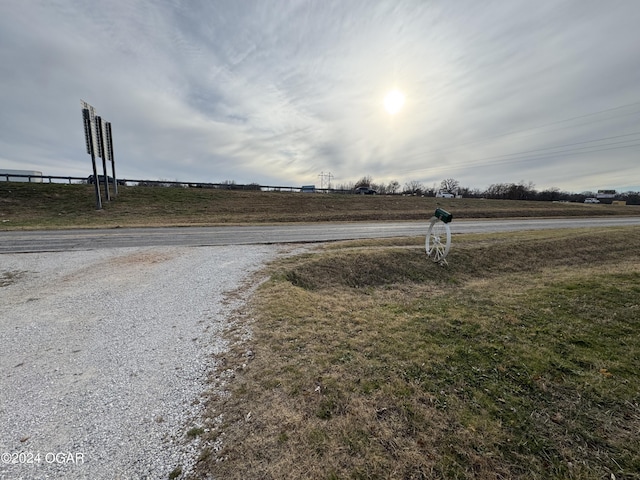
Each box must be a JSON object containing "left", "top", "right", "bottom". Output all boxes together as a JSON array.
[{"left": 1, "top": 0, "right": 639, "bottom": 193}]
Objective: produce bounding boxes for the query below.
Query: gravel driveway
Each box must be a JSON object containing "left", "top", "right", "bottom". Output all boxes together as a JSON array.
[{"left": 0, "top": 245, "right": 282, "bottom": 479}]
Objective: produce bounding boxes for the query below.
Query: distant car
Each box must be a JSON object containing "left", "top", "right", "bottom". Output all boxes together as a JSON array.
[
  {"left": 584, "top": 197, "right": 600, "bottom": 203},
  {"left": 436, "top": 191, "right": 455, "bottom": 198},
  {"left": 87, "top": 175, "right": 126, "bottom": 186},
  {"left": 355, "top": 186, "right": 377, "bottom": 195}
]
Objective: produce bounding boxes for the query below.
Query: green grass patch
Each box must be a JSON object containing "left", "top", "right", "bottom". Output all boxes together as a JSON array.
[{"left": 200, "top": 227, "right": 640, "bottom": 479}]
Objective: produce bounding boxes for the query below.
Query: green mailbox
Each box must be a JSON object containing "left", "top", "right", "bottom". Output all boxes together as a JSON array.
[{"left": 434, "top": 207, "right": 452, "bottom": 223}]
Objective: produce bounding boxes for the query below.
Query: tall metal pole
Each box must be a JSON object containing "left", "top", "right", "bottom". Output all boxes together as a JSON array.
[
  {"left": 95, "top": 116, "right": 110, "bottom": 202},
  {"left": 83, "top": 108, "right": 102, "bottom": 210},
  {"left": 105, "top": 122, "right": 118, "bottom": 196}
]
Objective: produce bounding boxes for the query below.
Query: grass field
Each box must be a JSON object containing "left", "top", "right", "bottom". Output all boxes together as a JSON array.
[
  {"left": 199, "top": 227, "right": 640, "bottom": 480},
  {"left": 3, "top": 181, "right": 639, "bottom": 479},
  {"left": 1, "top": 182, "right": 638, "bottom": 229}
]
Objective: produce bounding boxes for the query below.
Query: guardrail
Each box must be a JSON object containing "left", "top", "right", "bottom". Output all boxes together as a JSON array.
[
  {"left": 0, "top": 174, "right": 355, "bottom": 194},
  {"left": 0, "top": 174, "right": 84, "bottom": 184}
]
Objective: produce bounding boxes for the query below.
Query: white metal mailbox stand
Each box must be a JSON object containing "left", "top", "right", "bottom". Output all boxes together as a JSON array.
[{"left": 426, "top": 208, "right": 452, "bottom": 265}]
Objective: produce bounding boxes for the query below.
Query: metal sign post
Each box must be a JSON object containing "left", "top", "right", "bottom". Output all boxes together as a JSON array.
[
  {"left": 105, "top": 122, "right": 117, "bottom": 196},
  {"left": 81, "top": 105, "right": 102, "bottom": 210},
  {"left": 95, "top": 115, "right": 110, "bottom": 201},
  {"left": 80, "top": 100, "right": 118, "bottom": 206}
]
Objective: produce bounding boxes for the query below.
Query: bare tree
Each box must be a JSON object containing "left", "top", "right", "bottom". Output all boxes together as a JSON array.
[
  {"left": 372, "top": 181, "right": 386, "bottom": 194},
  {"left": 440, "top": 178, "right": 460, "bottom": 194},
  {"left": 538, "top": 187, "right": 561, "bottom": 202},
  {"left": 621, "top": 191, "right": 640, "bottom": 205},
  {"left": 461, "top": 187, "right": 483, "bottom": 198},
  {"left": 403, "top": 180, "right": 424, "bottom": 195},
  {"left": 355, "top": 175, "right": 373, "bottom": 188},
  {"left": 334, "top": 181, "right": 354, "bottom": 192},
  {"left": 387, "top": 180, "right": 401, "bottom": 194},
  {"left": 484, "top": 183, "right": 509, "bottom": 199}
]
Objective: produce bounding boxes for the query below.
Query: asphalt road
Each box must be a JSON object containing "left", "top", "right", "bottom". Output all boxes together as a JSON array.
[{"left": 1, "top": 217, "right": 640, "bottom": 254}]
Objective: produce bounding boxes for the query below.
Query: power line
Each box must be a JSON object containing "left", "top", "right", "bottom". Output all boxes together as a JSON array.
[
  {"left": 453, "top": 131, "right": 640, "bottom": 164},
  {"left": 399, "top": 100, "right": 640, "bottom": 168},
  {"left": 400, "top": 131, "right": 640, "bottom": 174},
  {"left": 466, "top": 141, "right": 640, "bottom": 169},
  {"left": 482, "top": 100, "right": 640, "bottom": 140},
  {"left": 404, "top": 141, "right": 640, "bottom": 175}
]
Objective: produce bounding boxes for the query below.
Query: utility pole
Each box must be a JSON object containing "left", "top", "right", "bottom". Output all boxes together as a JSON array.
[{"left": 318, "top": 171, "right": 333, "bottom": 191}]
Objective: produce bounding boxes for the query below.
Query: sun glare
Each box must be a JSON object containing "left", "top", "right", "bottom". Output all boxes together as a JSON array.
[{"left": 384, "top": 89, "right": 405, "bottom": 115}]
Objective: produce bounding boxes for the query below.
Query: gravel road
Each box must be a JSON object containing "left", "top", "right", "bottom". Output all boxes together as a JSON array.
[{"left": 0, "top": 245, "right": 283, "bottom": 479}]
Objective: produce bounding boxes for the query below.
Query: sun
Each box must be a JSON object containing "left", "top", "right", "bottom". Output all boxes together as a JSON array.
[{"left": 383, "top": 89, "right": 405, "bottom": 115}]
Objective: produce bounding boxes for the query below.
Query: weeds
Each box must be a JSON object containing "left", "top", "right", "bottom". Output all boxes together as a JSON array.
[
  {"left": 168, "top": 466, "right": 182, "bottom": 479},
  {"left": 186, "top": 427, "right": 205, "bottom": 438},
  {"left": 1, "top": 270, "right": 24, "bottom": 287}
]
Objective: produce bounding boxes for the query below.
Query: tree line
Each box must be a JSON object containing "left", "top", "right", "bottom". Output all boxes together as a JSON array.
[
  {"left": 334, "top": 176, "right": 640, "bottom": 204},
  {"left": 93, "top": 174, "right": 640, "bottom": 204}
]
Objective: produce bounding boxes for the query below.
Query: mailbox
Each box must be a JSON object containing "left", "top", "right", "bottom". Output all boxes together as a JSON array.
[{"left": 434, "top": 207, "right": 452, "bottom": 223}]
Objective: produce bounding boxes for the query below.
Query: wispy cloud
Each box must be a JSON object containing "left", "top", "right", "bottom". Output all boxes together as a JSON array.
[{"left": 1, "top": 0, "right": 639, "bottom": 191}]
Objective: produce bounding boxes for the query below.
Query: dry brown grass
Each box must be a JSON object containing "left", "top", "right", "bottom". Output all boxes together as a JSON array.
[
  {"left": 1, "top": 182, "right": 638, "bottom": 230},
  {"left": 197, "top": 227, "right": 640, "bottom": 480}
]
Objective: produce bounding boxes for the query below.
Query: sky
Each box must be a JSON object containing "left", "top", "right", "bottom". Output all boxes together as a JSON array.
[{"left": 1, "top": 0, "right": 639, "bottom": 193}]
